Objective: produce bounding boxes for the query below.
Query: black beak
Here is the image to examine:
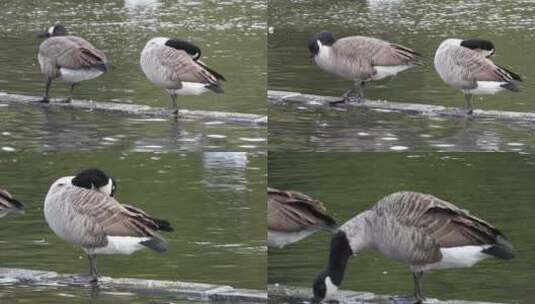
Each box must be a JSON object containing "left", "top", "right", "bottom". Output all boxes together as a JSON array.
[{"left": 37, "top": 32, "right": 50, "bottom": 39}]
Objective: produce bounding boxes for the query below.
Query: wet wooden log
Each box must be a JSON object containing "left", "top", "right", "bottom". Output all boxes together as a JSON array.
[
  {"left": 268, "top": 90, "right": 535, "bottom": 123},
  {"left": 0, "top": 92, "right": 267, "bottom": 126},
  {"left": 268, "top": 284, "right": 504, "bottom": 304},
  {"left": 0, "top": 267, "right": 267, "bottom": 303}
]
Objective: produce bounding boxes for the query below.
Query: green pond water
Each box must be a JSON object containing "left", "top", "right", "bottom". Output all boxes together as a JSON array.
[
  {"left": 0, "top": 0, "right": 266, "bottom": 152},
  {"left": 268, "top": 0, "right": 535, "bottom": 152},
  {"left": 268, "top": 152, "right": 535, "bottom": 303},
  {"left": 0, "top": 151, "right": 266, "bottom": 303}
]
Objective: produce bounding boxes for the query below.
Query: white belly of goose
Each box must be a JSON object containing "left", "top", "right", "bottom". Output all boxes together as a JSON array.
[
  {"left": 465, "top": 81, "right": 507, "bottom": 95},
  {"left": 59, "top": 68, "right": 103, "bottom": 83},
  {"left": 90, "top": 236, "right": 151, "bottom": 255},
  {"left": 414, "top": 245, "right": 491, "bottom": 272},
  {"left": 371, "top": 65, "right": 412, "bottom": 80},
  {"left": 168, "top": 82, "right": 210, "bottom": 96}
]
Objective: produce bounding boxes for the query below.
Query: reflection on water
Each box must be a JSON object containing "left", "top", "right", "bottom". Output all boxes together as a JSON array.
[
  {"left": 0, "top": 152, "right": 266, "bottom": 303},
  {"left": 268, "top": 0, "right": 535, "bottom": 151},
  {"left": 269, "top": 102, "right": 535, "bottom": 152},
  {"left": 0, "top": 104, "right": 265, "bottom": 152},
  {"left": 268, "top": 152, "right": 535, "bottom": 303}
]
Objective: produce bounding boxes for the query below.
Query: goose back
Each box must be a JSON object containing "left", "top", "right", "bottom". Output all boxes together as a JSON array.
[
  {"left": 367, "top": 192, "right": 510, "bottom": 265},
  {"left": 38, "top": 36, "right": 109, "bottom": 79}
]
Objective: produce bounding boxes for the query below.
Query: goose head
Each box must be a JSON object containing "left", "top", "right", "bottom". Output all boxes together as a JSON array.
[
  {"left": 460, "top": 38, "right": 495, "bottom": 57},
  {"left": 38, "top": 24, "right": 68, "bottom": 39},
  {"left": 308, "top": 31, "right": 336, "bottom": 57},
  {"left": 71, "top": 168, "right": 117, "bottom": 197}
]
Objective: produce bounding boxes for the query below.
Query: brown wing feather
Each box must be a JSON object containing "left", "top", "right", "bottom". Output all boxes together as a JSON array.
[
  {"left": 376, "top": 192, "right": 502, "bottom": 248},
  {"left": 41, "top": 36, "right": 108, "bottom": 70},
  {"left": 452, "top": 47, "right": 516, "bottom": 83},
  {"left": 267, "top": 188, "right": 336, "bottom": 232},
  {"left": 157, "top": 47, "right": 220, "bottom": 85}
]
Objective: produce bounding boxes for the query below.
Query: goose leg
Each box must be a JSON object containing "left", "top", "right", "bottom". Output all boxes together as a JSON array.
[
  {"left": 413, "top": 271, "right": 425, "bottom": 303},
  {"left": 62, "top": 83, "right": 76, "bottom": 103},
  {"left": 88, "top": 254, "right": 99, "bottom": 283},
  {"left": 330, "top": 81, "right": 364, "bottom": 105},
  {"left": 464, "top": 93, "right": 474, "bottom": 116},
  {"left": 37, "top": 78, "right": 52, "bottom": 103},
  {"left": 169, "top": 93, "right": 179, "bottom": 118}
]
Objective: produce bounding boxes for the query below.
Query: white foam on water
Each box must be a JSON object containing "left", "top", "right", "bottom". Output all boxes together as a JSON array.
[
  {"left": 239, "top": 137, "right": 266, "bottom": 142},
  {"left": 206, "top": 134, "right": 227, "bottom": 139},
  {"left": 507, "top": 142, "right": 525, "bottom": 146},
  {"left": 390, "top": 146, "right": 408, "bottom": 151},
  {"left": 239, "top": 145, "right": 257, "bottom": 149},
  {"left": 2, "top": 147, "right": 15, "bottom": 152},
  {"left": 1, "top": 132, "right": 11, "bottom": 136},
  {"left": 380, "top": 137, "right": 398, "bottom": 141},
  {"left": 357, "top": 132, "right": 369, "bottom": 136},
  {"left": 102, "top": 137, "right": 119, "bottom": 142},
  {"left": 204, "top": 121, "right": 225, "bottom": 125}
]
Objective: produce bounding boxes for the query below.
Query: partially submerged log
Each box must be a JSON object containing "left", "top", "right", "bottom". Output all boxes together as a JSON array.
[
  {"left": 0, "top": 92, "right": 267, "bottom": 126},
  {"left": 268, "top": 284, "right": 504, "bottom": 304},
  {"left": 268, "top": 90, "right": 535, "bottom": 123},
  {"left": 0, "top": 267, "right": 267, "bottom": 303}
]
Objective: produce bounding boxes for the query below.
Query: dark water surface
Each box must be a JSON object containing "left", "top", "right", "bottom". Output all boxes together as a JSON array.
[{"left": 268, "top": 152, "right": 535, "bottom": 303}]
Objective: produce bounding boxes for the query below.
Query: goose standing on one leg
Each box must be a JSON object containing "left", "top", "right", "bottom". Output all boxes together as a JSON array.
[
  {"left": 268, "top": 188, "right": 337, "bottom": 248},
  {"left": 140, "top": 37, "right": 226, "bottom": 116},
  {"left": 308, "top": 31, "right": 423, "bottom": 104},
  {"left": 0, "top": 188, "right": 24, "bottom": 218},
  {"left": 434, "top": 38, "right": 522, "bottom": 116},
  {"left": 44, "top": 168, "right": 173, "bottom": 283},
  {"left": 37, "top": 25, "right": 111, "bottom": 103},
  {"left": 312, "top": 191, "right": 514, "bottom": 303}
]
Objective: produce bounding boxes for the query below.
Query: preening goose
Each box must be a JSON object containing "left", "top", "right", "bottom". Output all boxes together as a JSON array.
[
  {"left": 268, "top": 187, "right": 337, "bottom": 248},
  {"left": 0, "top": 188, "right": 24, "bottom": 218},
  {"left": 140, "top": 37, "right": 226, "bottom": 116},
  {"left": 37, "top": 25, "right": 111, "bottom": 103},
  {"left": 308, "top": 31, "right": 422, "bottom": 104},
  {"left": 44, "top": 168, "right": 173, "bottom": 283},
  {"left": 312, "top": 191, "right": 513, "bottom": 303},
  {"left": 434, "top": 38, "right": 522, "bottom": 115}
]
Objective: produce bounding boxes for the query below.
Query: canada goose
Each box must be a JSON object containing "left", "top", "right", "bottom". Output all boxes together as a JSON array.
[
  {"left": 312, "top": 191, "right": 513, "bottom": 303},
  {"left": 0, "top": 188, "right": 24, "bottom": 218},
  {"left": 268, "top": 187, "right": 337, "bottom": 248},
  {"left": 44, "top": 168, "right": 173, "bottom": 283},
  {"left": 308, "top": 31, "right": 422, "bottom": 104},
  {"left": 434, "top": 38, "right": 522, "bottom": 115},
  {"left": 37, "top": 24, "right": 111, "bottom": 103},
  {"left": 140, "top": 37, "right": 226, "bottom": 115}
]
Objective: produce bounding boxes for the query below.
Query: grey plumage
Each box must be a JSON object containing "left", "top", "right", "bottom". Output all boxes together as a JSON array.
[
  {"left": 44, "top": 173, "right": 172, "bottom": 282},
  {"left": 140, "top": 37, "right": 225, "bottom": 115},
  {"left": 0, "top": 188, "right": 24, "bottom": 218},
  {"left": 37, "top": 25, "right": 111, "bottom": 103},
  {"left": 309, "top": 31, "right": 422, "bottom": 103},
  {"left": 434, "top": 38, "right": 522, "bottom": 115},
  {"left": 268, "top": 187, "right": 337, "bottom": 248},
  {"left": 313, "top": 191, "right": 513, "bottom": 303}
]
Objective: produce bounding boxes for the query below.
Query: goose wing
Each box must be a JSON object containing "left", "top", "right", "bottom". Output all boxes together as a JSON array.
[
  {"left": 40, "top": 36, "right": 109, "bottom": 71},
  {"left": 64, "top": 186, "right": 170, "bottom": 247},
  {"left": 154, "top": 46, "right": 222, "bottom": 85},
  {"left": 335, "top": 36, "right": 421, "bottom": 66},
  {"left": 267, "top": 188, "right": 336, "bottom": 232},
  {"left": 450, "top": 46, "right": 521, "bottom": 83},
  {"left": 375, "top": 191, "right": 505, "bottom": 248}
]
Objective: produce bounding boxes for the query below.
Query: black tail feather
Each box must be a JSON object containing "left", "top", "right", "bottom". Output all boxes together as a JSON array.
[
  {"left": 141, "top": 237, "right": 168, "bottom": 253},
  {"left": 482, "top": 245, "right": 514, "bottom": 260},
  {"left": 206, "top": 83, "right": 224, "bottom": 94},
  {"left": 501, "top": 81, "right": 521, "bottom": 92},
  {"left": 93, "top": 62, "right": 112, "bottom": 72},
  {"left": 155, "top": 218, "right": 174, "bottom": 232}
]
